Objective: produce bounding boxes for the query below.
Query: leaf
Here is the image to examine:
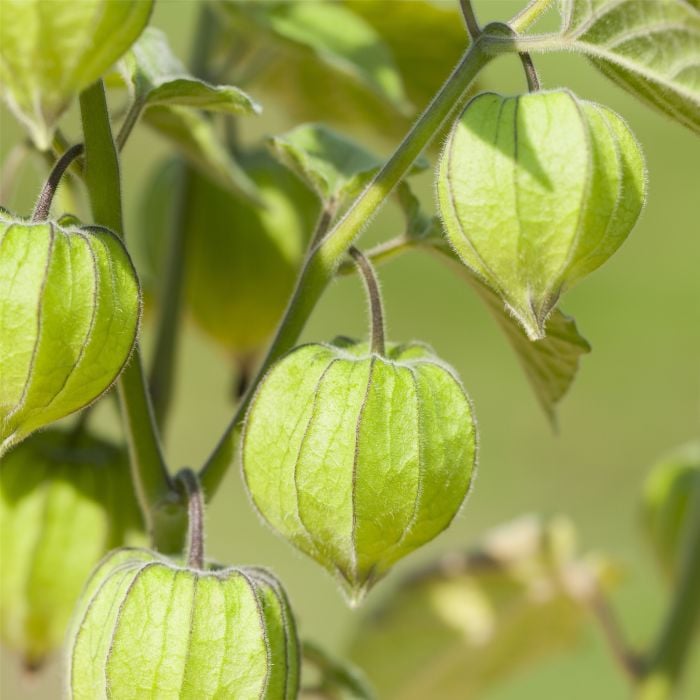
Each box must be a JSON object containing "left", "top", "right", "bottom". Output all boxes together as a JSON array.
[
  {"left": 0, "top": 0, "right": 153, "bottom": 148},
  {"left": 348, "top": 516, "right": 612, "bottom": 700},
  {"left": 271, "top": 124, "right": 428, "bottom": 204},
  {"left": 303, "top": 641, "right": 376, "bottom": 700},
  {"left": 395, "top": 188, "right": 591, "bottom": 425},
  {"left": 560, "top": 0, "right": 700, "bottom": 133},
  {"left": 436, "top": 245, "right": 591, "bottom": 427},
  {"left": 122, "top": 27, "right": 261, "bottom": 114},
  {"left": 346, "top": 0, "right": 474, "bottom": 111},
  {"left": 143, "top": 106, "right": 259, "bottom": 201},
  {"left": 270, "top": 124, "right": 383, "bottom": 202},
  {"left": 641, "top": 441, "right": 700, "bottom": 581},
  {"left": 214, "top": 0, "right": 411, "bottom": 135}
]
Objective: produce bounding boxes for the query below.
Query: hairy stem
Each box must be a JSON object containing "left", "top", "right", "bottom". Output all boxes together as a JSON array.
[
  {"left": 636, "top": 485, "right": 700, "bottom": 699},
  {"left": 510, "top": 0, "right": 556, "bottom": 33},
  {"left": 199, "top": 40, "right": 492, "bottom": 495},
  {"left": 459, "top": 0, "right": 481, "bottom": 40},
  {"left": 32, "top": 144, "right": 85, "bottom": 221},
  {"left": 79, "top": 80, "right": 184, "bottom": 553},
  {"left": 176, "top": 468, "right": 205, "bottom": 570},
  {"left": 349, "top": 247, "right": 386, "bottom": 356},
  {"left": 199, "top": 1, "right": 550, "bottom": 497},
  {"left": 148, "top": 164, "right": 190, "bottom": 432}
]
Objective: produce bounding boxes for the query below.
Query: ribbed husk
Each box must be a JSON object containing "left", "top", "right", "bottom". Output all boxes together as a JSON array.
[
  {"left": 242, "top": 339, "right": 478, "bottom": 604},
  {"left": 438, "top": 89, "right": 646, "bottom": 340},
  {"left": 0, "top": 213, "right": 141, "bottom": 456},
  {"left": 67, "top": 549, "right": 299, "bottom": 699},
  {"left": 0, "top": 429, "right": 143, "bottom": 668}
]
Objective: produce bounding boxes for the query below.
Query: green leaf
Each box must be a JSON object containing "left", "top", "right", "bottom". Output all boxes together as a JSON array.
[
  {"left": 214, "top": 0, "right": 411, "bottom": 134},
  {"left": 0, "top": 0, "right": 153, "bottom": 148},
  {"left": 465, "top": 273, "right": 592, "bottom": 427},
  {"left": 143, "top": 106, "right": 259, "bottom": 201},
  {"left": 560, "top": 0, "right": 700, "bottom": 133},
  {"left": 0, "top": 429, "right": 144, "bottom": 668},
  {"left": 348, "top": 516, "right": 612, "bottom": 700},
  {"left": 642, "top": 441, "right": 700, "bottom": 581},
  {"left": 346, "top": 0, "right": 474, "bottom": 111},
  {"left": 218, "top": 0, "right": 408, "bottom": 108},
  {"left": 303, "top": 641, "right": 376, "bottom": 700},
  {"left": 0, "top": 214, "right": 141, "bottom": 456},
  {"left": 122, "top": 27, "right": 261, "bottom": 114},
  {"left": 270, "top": 124, "right": 383, "bottom": 202}
]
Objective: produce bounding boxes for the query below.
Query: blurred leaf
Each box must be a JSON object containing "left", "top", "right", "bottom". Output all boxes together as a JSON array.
[
  {"left": 559, "top": 0, "right": 700, "bottom": 133},
  {"left": 348, "top": 516, "right": 609, "bottom": 700},
  {"left": 270, "top": 124, "right": 428, "bottom": 206},
  {"left": 465, "top": 273, "right": 592, "bottom": 427},
  {"left": 303, "top": 641, "right": 376, "bottom": 700},
  {"left": 214, "top": 0, "right": 413, "bottom": 136},
  {"left": 0, "top": 0, "right": 153, "bottom": 148},
  {"left": 143, "top": 106, "right": 259, "bottom": 201},
  {"left": 395, "top": 189, "right": 591, "bottom": 425},
  {"left": 642, "top": 441, "right": 700, "bottom": 581},
  {"left": 218, "top": 0, "right": 408, "bottom": 105},
  {"left": 346, "top": 0, "right": 471, "bottom": 111},
  {"left": 122, "top": 27, "right": 261, "bottom": 114},
  {"left": 270, "top": 123, "right": 382, "bottom": 201}
]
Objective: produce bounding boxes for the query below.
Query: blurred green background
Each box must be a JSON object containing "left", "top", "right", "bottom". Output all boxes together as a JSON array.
[{"left": 1, "top": 1, "right": 699, "bottom": 697}]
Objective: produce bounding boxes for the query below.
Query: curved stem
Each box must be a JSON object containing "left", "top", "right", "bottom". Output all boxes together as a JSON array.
[
  {"left": 636, "top": 485, "right": 700, "bottom": 699},
  {"left": 519, "top": 52, "right": 541, "bottom": 92},
  {"left": 79, "top": 80, "right": 184, "bottom": 553},
  {"left": 176, "top": 468, "right": 205, "bottom": 570},
  {"left": 199, "top": 40, "right": 492, "bottom": 495},
  {"left": 116, "top": 97, "right": 145, "bottom": 152},
  {"left": 198, "top": 1, "right": 552, "bottom": 498},
  {"left": 349, "top": 247, "right": 386, "bottom": 356},
  {"left": 32, "top": 144, "right": 84, "bottom": 221}
]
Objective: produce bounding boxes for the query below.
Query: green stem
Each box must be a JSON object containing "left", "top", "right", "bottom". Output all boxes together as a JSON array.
[
  {"left": 199, "top": 39, "right": 493, "bottom": 495},
  {"left": 148, "top": 2, "right": 219, "bottom": 432},
  {"left": 636, "top": 485, "right": 700, "bottom": 699},
  {"left": 148, "top": 161, "right": 190, "bottom": 432},
  {"left": 349, "top": 247, "right": 386, "bottom": 356},
  {"left": 79, "top": 80, "right": 184, "bottom": 553},
  {"left": 115, "top": 97, "right": 145, "bottom": 152},
  {"left": 510, "top": 0, "right": 556, "bottom": 33},
  {"left": 459, "top": 0, "right": 481, "bottom": 40}
]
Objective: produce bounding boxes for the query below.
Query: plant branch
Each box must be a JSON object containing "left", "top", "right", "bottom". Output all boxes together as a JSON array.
[
  {"left": 199, "top": 1, "right": 550, "bottom": 498},
  {"left": 459, "top": 0, "right": 481, "bottom": 40},
  {"left": 199, "top": 40, "right": 492, "bottom": 495},
  {"left": 510, "top": 0, "right": 556, "bottom": 33},
  {"left": 148, "top": 3, "right": 220, "bottom": 432},
  {"left": 79, "top": 80, "right": 184, "bottom": 553},
  {"left": 176, "top": 468, "right": 205, "bottom": 570},
  {"left": 589, "top": 592, "right": 643, "bottom": 682},
  {"left": 636, "top": 485, "right": 700, "bottom": 699},
  {"left": 148, "top": 162, "right": 190, "bottom": 432},
  {"left": 32, "top": 144, "right": 84, "bottom": 221},
  {"left": 349, "top": 247, "right": 386, "bottom": 356},
  {"left": 116, "top": 96, "right": 146, "bottom": 152}
]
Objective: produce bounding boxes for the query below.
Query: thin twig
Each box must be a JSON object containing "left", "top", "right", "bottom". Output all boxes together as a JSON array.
[
  {"left": 32, "top": 144, "right": 84, "bottom": 221},
  {"left": 349, "top": 247, "right": 386, "bottom": 356},
  {"left": 459, "top": 0, "right": 481, "bottom": 39},
  {"left": 590, "top": 592, "right": 643, "bottom": 681},
  {"left": 176, "top": 468, "right": 205, "bottom": 570}
]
